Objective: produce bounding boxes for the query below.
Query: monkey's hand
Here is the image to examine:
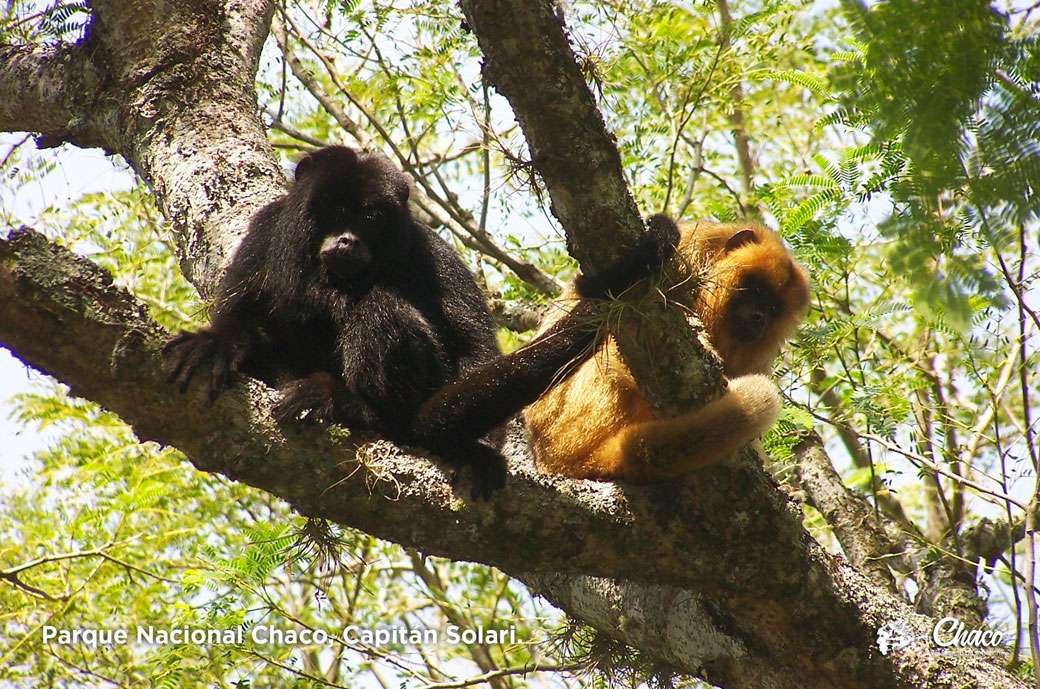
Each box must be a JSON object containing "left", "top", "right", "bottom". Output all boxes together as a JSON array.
[
  {"left": 273, "top": 373, "right": 340, "bottom": 425},
  {"left": 163, "top": 329, "right": 246, "bottom": 402},
  {"left": 574, "top": 213, "right": 680, "bottom": 298},
  {"left": 445, "top": 441, "right": 507, "bottom": 501}
]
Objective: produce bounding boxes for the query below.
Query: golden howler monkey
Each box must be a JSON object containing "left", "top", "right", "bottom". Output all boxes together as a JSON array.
[
  {"left": 163, "top": 145, "right": 677, "bottom": 497},
  {"left": 524, "top": 221, "right": 810, "bottom": 483}
]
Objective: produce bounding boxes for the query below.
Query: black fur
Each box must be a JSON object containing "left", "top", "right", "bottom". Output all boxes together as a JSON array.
[
  {"left": 573, "top": 213, "right": 680, "bottom": 298},
  {"left": 165, "top": 145, "right": 675, "bottom": 498}
]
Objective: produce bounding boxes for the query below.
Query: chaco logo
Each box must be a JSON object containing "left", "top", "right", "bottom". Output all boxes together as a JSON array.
[
  {"left": 876, "top": 617, "right": 1007, "bottom": 656},
  {"left": 931, "top": 617, "right": 1007, "bottom": 648}
]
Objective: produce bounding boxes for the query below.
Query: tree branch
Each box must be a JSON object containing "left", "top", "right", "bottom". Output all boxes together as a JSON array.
[
  {"left": 716, "top": 0, "right": 758, "bottom": 215},
  {"left": 792, "top": 432, "right": 911, "bottom": 589},
  {"left": 0, "top": 41, "right": 117, "bottom": 149},
  {"left": 0, "top": 227, "right": 774, "bottom": 592},
  {"left": 459, "top": 0, "right": 724, "bottom": 416}
]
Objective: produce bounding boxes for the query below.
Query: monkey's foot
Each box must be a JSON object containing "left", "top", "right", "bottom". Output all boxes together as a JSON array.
[
  {"left": 446, "top": 441, "right": 507, "bottom": 500},
  {"left": 273, "top": 373, "right": 339, "bottom": 425}
]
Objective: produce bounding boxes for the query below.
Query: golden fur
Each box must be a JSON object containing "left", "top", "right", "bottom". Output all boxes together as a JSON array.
[{"left": 525, "top": 221, "right": 810, "bottom": 482}]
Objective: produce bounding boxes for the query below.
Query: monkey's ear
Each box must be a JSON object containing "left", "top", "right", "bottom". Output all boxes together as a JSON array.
[
  {"left": 397, "top": 174, "right": 412, "bottom": 206},
  {"left": 294, "top": 155, "right": 317, "bottom": 181},
  {"left": 724, "top": 229, "right": 759, "bottom": 252}
]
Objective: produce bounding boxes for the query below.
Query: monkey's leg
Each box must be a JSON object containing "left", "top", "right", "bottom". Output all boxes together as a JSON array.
[
  {"left": 412, "top": 300, "right": 603, "bottom": 449},
  {"left": 587, "top": 374, "right": 781, "bottom": 482}
]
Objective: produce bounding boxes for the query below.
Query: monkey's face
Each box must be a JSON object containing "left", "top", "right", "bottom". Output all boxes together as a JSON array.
[
  {"left": 727, "top": 275, "right": 783, "bottom": 344},
  {"left": 319, "top": 228, "right": 373, "bottom": 281},
  {"left": 316, "top": 200, "right": 400, "bottom": 285},
  {"left": 298, "top": 147, "right": 412, "bottom": 288},
  {"left": 682, "top": 223, "right": 810, "bottom": 376}
]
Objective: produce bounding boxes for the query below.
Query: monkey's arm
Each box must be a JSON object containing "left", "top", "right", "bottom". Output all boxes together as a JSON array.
[
  {"left": 289, "top": 285, "right": 509, "bottom": 500},
  {"left": 585, "top": 375, "right": 780, "bottom": 482},
  {"left": 163, "top": 203, "right": 279, "bottom": 400}
]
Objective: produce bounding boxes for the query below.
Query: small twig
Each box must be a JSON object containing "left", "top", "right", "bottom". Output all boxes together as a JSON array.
[
  {"left": 858, "top": 431, "right": 1028, "bottom": 510},
  {"left": 479, "top": 79, "right": 492, "bottom": 234},
  {"left": 695, "top": 165, "right": 747, "bottom": 215},
  {"left": 249, "top": 649, "right": 351, "bottom": 689},
  {"left": 0, "top": 570, "right": 67, "bottom": 601},
  {"left": 266, "top": 111, "right": 326, "bottom": 148},
  {"left": 44, "top": 647, "right": 127, "bottom": 688},
  {"left": 676, "top": 136, "right": 705, "bottom": 218},
  {"left": 0, "top": 133, "right": 31, "bottom": 168}
]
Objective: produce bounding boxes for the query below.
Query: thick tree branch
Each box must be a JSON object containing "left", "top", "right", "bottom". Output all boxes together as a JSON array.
[
  {"left": 0, "top": 229, "right": 773, "bottom": 592},
  {"left": 0, "top": 226, "right": 1022, "bottom": 689},
  {"left": 0, "top": 41, "right": 117, "bottom": 149},
  {"left": 792, "top": 433, "right": 911, "bottom": 590}
]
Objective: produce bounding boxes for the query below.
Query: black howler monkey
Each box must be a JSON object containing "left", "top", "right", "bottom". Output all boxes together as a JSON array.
[{"left": 164, "top": 145, "right": 676, "bottom": 497}]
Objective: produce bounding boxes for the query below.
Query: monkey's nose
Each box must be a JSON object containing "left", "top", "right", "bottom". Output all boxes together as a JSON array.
[{"left": 337, "top": 235, "right": 356, "bottom": 250}]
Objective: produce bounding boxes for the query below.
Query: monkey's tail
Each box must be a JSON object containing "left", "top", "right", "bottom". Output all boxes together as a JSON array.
[{"left": 412, "top": 300, "right": 604, "bottom": 449}]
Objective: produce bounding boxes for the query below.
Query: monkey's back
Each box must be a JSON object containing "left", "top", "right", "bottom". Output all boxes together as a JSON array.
[{"left": 523, "top": 296, "right": 654, "bottom": 479}]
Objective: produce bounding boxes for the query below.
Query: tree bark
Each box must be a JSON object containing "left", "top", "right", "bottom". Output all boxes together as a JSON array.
[{"left": 793, "top": 433, "right": 910, "bottom": 590}]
